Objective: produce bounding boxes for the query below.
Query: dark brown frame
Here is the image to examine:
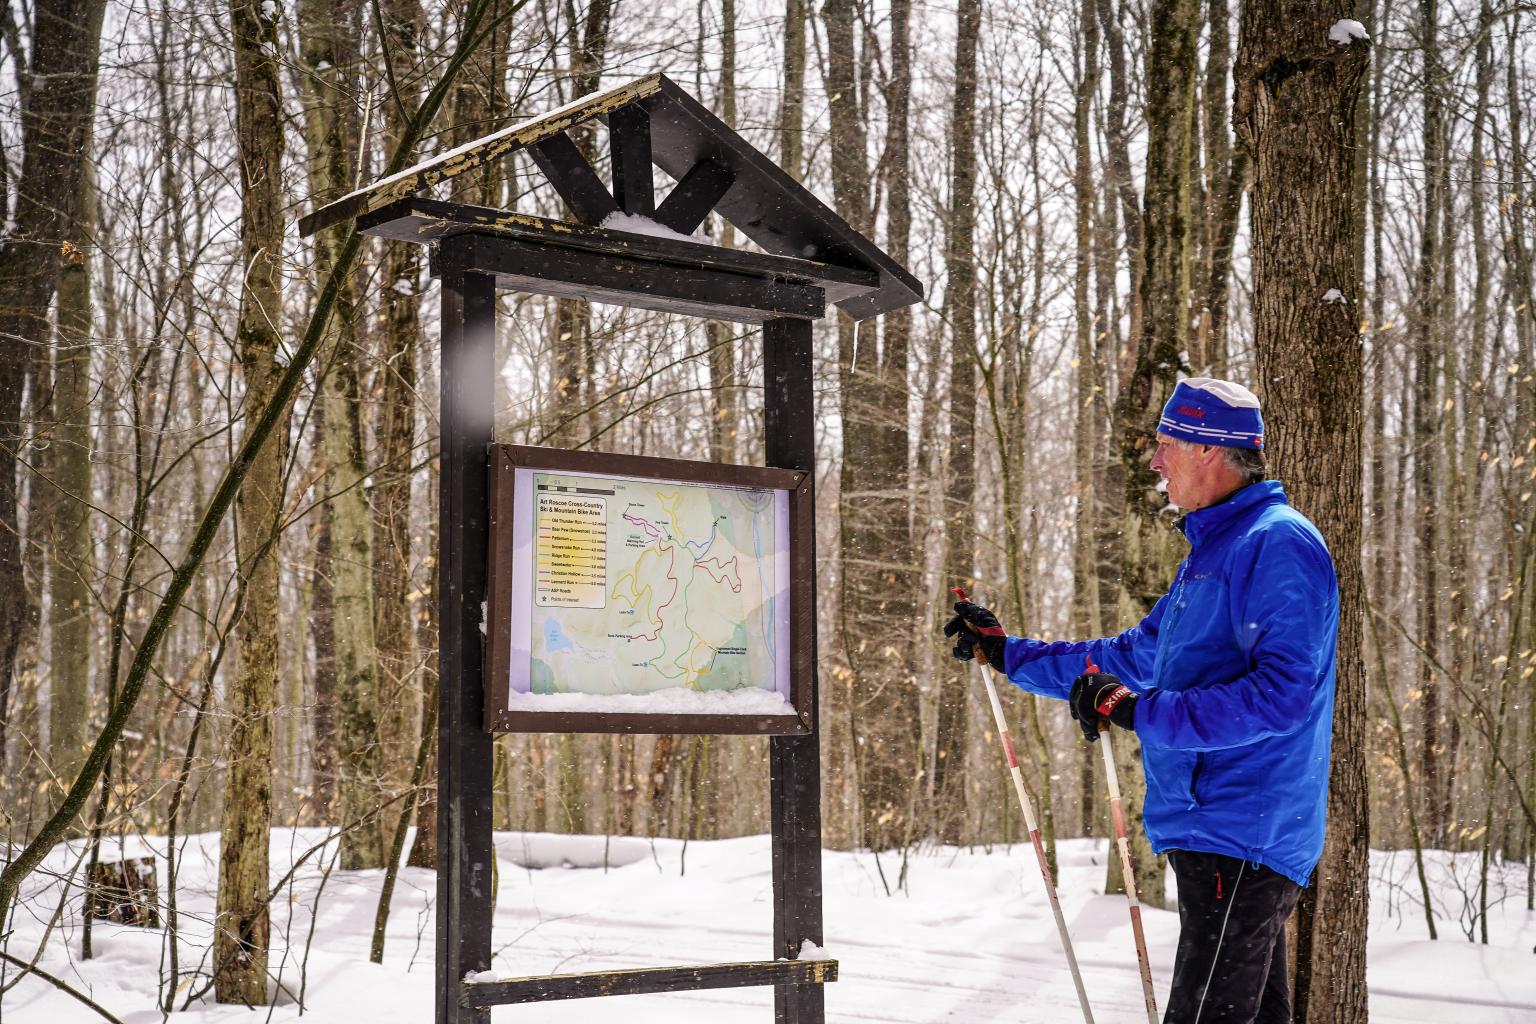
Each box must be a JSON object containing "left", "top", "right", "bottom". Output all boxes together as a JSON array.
[{"left": 484, "top": 444, "right": 813, "bottom": 736}]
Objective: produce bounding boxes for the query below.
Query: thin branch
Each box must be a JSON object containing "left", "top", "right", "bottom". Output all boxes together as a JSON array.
[{"left": 0, "top": 949, "right": 126, "bottom": 1024}]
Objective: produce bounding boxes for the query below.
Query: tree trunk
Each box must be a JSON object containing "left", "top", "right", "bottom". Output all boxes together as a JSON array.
[
  {"left": 389, "top": 0, "right": 431, "bottom": 870},
  {"left": 1095, "top": 0, "right": 1143, "bottom": 354},
  {"left": 934, "top": 0, "right": 981, "bottom": 848},
  {"left": 215, "top": 0, "right": 289, "bottom": 1003},
  {"left": 373, "top": 0, "right": 426, "bottom": 810},
  {"left": 1234, "top": 3, "right": 1370, "bottom": 1019},
  {"left": 823, "top": 0, "right": 917, "bottom": 854},
  {"left": 1196, "top": 0, "right": 1245, "bottom": 374},
  {"left": 407, "top": 514, "right": 440, "bottom": 866},
  {"left": 1072, "top": 0, "right": 1104, "bottom": 838},
  {"left": 1101, "top": 0, "right": 1200, "bottom": 909},
  {"left": 0, "top": 0, "right": 108, "bottom": 776},
  {"left": 311, "top": 505, "right": 339, "bottom": 821},
  {"left": 1413, "top": 0, "right": 1445, "bottom": 848},
  {"left": 1504, "top": 11, "right": 1536, "bottom": 905},
  {"left": 301, "top": 0, "right": 387, "bottom": 870},
  {"left": 780, "top": 0, "right": 806, "bottom": 179},
  {"left": 46, "top": 158, "right": 97, "bottom": 787}
]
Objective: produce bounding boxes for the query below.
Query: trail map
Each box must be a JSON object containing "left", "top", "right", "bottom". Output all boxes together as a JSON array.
[{"left": 524, "top": 470, "right": 786, "bottom": 698}]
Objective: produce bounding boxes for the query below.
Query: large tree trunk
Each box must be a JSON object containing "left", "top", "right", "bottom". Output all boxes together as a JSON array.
[
  {"left": 1234, "top": 4, "right": 1370, "bottom": 1020},
  {"left": 215, "top": 0, "right": 289, "bottom": 1003},
  {"left": 0, "top": 0, "right": 108, "bottom": 775}
]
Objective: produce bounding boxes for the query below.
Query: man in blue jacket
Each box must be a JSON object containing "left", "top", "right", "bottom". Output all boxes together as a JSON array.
[{"left": 945, "top": 377, "right": 1338, "bottom": 1024}]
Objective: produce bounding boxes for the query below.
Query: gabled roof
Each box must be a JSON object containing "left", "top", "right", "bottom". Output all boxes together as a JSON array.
[{"left": 300, "top": 74, "right": 922, "bottom": 320}]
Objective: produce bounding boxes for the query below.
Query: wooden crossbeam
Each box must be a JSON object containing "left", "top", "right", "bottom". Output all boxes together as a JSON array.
[
  {"left": 527, "top": 133, "right": 619, "bottom": 225},
  {"left": 607, "top": 104, "right": 655, "bottom": 216},
  {"left": 461, "top": 959, "right": 837, "bottom": 1007},
  {"left": 358, "top": 199, "right": 879, "bottom": 299},
  {"left": 433, "top": 232, "right": 825, "bottom": 324},
  {"left": 654, "top": 157, "right": 736, "bottom": 235}
]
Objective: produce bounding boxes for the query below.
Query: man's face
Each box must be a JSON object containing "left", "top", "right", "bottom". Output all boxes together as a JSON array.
[{"left": 1149, "top": 434, "right": 1211, "bottom": 509}]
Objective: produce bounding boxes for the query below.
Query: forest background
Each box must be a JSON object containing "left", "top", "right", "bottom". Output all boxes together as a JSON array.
[{"left": 0, "top": 0, "right": 1526, "bottom": 1019}]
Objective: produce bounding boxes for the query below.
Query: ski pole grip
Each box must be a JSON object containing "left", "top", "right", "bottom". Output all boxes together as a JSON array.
[
  {"left": 950, "top": 587, "right": 990, "bottom": 668},
  {"left": 1083, "top": 656, "right": 1110, "bottom": 735}
]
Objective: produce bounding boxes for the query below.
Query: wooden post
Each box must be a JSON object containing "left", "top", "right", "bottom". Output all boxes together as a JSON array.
[
  {"left": 763, "top": 316, "right": 825, "bottom": 1024},
  {"left": 436, "top": 237, "right": 497, "bottom": 1024}
]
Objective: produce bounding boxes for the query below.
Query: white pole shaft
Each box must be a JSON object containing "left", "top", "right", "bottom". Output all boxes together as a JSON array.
[
  {"left": 972, "top": 660, "right": 1096, "bottom": 1024},
  {"left": 1097, "top": 724, "right": 1160, "bottom": 1024}
]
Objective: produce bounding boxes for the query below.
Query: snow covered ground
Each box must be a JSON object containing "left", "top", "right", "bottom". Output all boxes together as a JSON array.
[{"left": 3, "top": 830, "right": 1534, "bottom": 1022}]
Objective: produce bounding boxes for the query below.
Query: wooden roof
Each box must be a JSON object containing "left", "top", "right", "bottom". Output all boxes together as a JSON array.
[{"left": 300, "top": 74, "right": 922, "bottom": 320}]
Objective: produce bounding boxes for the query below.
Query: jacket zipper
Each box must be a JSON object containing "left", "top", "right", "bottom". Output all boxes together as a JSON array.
[
  {"left": 1190, "top": 753, "right": 1205, "bottom": 805},
  {"left": 1164, "top": 562, "right": 1192, "bottom": 635}
]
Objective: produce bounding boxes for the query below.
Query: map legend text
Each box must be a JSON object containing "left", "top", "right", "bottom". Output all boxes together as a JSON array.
[{"left": 535, "top": 493, "right": 608, "bottom": 608}]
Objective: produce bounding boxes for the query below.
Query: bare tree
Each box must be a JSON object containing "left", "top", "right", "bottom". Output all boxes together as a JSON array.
[{"left": 214, "top": 0, "right": 291, "bottom": 1002}]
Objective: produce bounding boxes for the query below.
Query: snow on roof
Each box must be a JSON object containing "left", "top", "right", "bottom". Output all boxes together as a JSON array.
[{"left": 299, "top": 75, "right": 665, "bottom": 236}]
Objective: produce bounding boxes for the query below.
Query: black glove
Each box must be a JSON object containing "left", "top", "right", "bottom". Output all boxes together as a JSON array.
[
  {"left": 1068, "top": 673, "right": 1137, "bottom": 741},
  {"left": 943, "top": 600, "right": 1008, "bottom": 670}
]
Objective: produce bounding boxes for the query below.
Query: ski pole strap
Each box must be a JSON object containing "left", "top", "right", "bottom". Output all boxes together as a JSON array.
[{"left": 1094, "top": 683, "right": 1134, "bottom": 719}]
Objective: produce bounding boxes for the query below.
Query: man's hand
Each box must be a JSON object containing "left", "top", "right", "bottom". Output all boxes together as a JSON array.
[
  {"left": 1069, "top": 673, "right": 1138, "bottom": 741},
  {"left": 943, "top": 600, "right": 1008, "bottom": 670}
]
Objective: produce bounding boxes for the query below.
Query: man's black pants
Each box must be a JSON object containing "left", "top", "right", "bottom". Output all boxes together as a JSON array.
[{"left": 1163, "top": 850, "right": 1303, "bottom": 1024}]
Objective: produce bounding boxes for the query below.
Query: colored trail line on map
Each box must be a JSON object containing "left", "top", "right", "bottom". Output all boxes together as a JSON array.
[
  {"left": 612, "top": 500, "right": 748, "bottom": 687},
  {"left": 694, "top": 556, "right": 742, "bottom": 592},
  {"left": 614, "top": 541, "right": 680, "bottom": 643}
]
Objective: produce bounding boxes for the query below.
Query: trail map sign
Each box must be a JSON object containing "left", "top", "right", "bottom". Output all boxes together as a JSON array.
[
  {"left": 486, "top": 446, "right": 813, "bottom": 734},
  {"left": 302, "top": 72, "right": 919, "bottom": 1024}
]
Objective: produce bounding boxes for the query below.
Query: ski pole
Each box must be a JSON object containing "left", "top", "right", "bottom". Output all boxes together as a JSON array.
[
  {"left": 1084, "top": 656, "right": 1159, "bottom": 1024},
  {"left": 952, "top": 588, "right": 1095, "bottom": 1024}
]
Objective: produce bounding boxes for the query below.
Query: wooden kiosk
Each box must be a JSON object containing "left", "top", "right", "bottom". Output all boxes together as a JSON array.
[{"left": 301, "top": 74, "right": 921, "bottom": 1023}]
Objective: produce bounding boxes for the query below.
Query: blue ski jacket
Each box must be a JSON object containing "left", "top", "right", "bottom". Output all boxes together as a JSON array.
[{"left": 1000, "top": 480, "right": 1338, "bottom": 886}]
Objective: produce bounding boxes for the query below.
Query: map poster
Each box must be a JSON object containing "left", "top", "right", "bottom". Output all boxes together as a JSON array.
[{"left": 485, "top": 446, "right": 813, "bottom": 734}]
